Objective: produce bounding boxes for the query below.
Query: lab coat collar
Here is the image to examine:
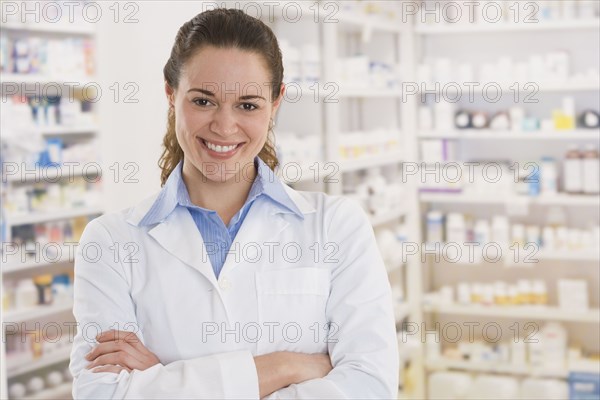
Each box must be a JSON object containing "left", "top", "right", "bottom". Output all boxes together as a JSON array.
[
  {"left": 136, "top": 157, "right": 306, "bottom": 227},
  {"left": 124, "top": 170, "right": 316, "bottom": 294}
]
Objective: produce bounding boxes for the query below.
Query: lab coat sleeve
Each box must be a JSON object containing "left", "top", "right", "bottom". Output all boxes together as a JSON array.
[
  {"left": 264, "top": 197, "right": 400, "bottom": 399},
  {"left": 69, "top": 218, "right": 260, "bottom": 399}
]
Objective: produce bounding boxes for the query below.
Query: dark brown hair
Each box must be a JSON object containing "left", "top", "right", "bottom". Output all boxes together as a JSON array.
[{"left": 159, "top": 8, "right": 283, "bottom": 186}]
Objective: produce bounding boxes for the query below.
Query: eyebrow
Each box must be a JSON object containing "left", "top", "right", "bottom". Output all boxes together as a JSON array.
[{"left": 187, "top": 88, "right": 266, "bottom": 101}]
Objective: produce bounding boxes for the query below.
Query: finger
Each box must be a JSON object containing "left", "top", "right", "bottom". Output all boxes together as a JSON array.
[
  {"left": 86, "top": 351, "right": 142, "bottom": 371},
  {"left": 96, "top": 330, "right": 142, "bottom": 345},
  {"left": 90, "top": 365, "right": 131, "bottom": 374},
  {"left": 86, "top": 340, "right": 145, "bottom": 364},
  {"left": 96, "top": 330, "right": 149, "bottom": 354}
]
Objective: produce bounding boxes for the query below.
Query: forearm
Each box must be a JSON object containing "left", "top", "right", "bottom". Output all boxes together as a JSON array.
[
  {"left": 254, "top": 351, "right": 332, "bottom": 398},
  {"left": 254, "top": 352, "right": 295, "bottom": 398}
]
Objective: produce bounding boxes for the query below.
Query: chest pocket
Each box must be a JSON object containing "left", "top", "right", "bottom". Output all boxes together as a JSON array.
[{"left": 255, "top": 267, "right": 331, "bottom": 353}]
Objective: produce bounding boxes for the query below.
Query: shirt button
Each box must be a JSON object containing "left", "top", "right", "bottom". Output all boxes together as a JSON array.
[{"left": 219, "top": 279, "right": 231, "bottom": 291}]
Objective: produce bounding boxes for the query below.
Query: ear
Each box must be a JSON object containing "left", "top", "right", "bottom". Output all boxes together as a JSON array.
[
  {"left": 165, "top": 82, "right": 175, "bottom": 107},
  {"left": 271, "top": 83, "right": 285, "bottom": 115}
]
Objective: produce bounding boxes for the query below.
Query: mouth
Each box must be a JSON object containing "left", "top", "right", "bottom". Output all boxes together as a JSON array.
[{"left": 197, "top": 137, "right": 245, "bottom": 157}]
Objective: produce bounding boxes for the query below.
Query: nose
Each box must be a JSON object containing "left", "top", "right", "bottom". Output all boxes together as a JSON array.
[{"left": 210, "top": 108, "right": 239, "bottom": 137}]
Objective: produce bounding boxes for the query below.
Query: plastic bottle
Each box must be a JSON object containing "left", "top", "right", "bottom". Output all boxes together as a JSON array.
[
  {"left": 582, "top": 145, "right": 600, "bottom": 194},
  {"left": 445, "top": 213, "right": 466, "bottom": 244},
  {"left": 564, "top": 145, "right": 583, "bottom": 193},
  {"left": 15, "top": 279, "right": 38, "bottom": 309},
  {"left": 491, "top": 216, "right": 510, "bottom": 250}
]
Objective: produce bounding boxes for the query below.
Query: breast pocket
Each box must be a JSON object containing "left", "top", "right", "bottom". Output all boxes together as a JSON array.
[{"left": 255, "top": 267, "right": 331, "bottom": 353}]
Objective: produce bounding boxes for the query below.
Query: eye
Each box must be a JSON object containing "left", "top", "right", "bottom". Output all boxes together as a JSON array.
[
  {"left": 240, "top": 103, "right": 258, "bottom": 111},
  {"left": 192, "top": 98, "right": 212, "bottom": 107}
]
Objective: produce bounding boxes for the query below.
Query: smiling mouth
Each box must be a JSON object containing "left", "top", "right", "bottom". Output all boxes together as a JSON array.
[{"left": 198, "top": 138, "right": 245, "bottom": 153}]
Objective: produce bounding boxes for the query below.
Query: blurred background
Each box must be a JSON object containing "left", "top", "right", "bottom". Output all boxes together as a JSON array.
[{"left": 1, "top": 1, "right": 599, "bottom": 399}]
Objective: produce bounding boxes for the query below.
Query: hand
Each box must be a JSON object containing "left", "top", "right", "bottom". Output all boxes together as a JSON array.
[{"left": 85, "top": 330, "right": 161, "bottom": 374}]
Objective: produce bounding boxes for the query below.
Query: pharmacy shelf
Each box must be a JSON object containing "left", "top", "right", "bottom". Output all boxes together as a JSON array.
[
  {"left": 338, "top": 87, "right": 402, "bottom": 98},
  {"left": 369, "top": 208, "right": 406, "bottom": 227},
  {"left": 3, "top": 164, "right": 101, "bottom": 183},
  {"left": 2, "top": 22, "right": 95, "bottom": 35},
  {"left": 421, "top": 245, "right": 600, "bottom": 264},
  {"left": 339, "top": 152, "right": 403, "bottom": 172},
  {"left": 425, "top": 358, "right": 569, "bottom": 379},
  {"left": 336, "top": 11, "right": 405, "bottom": 34},
  {"left": 4, "top": 301, "right": 73, "bottom": 324},
  {"left": 419, "top": 129, "right": 600, "bottom": 140},
  {"left": 416, "top": 81, "right": 600, "bottom": 93},
  {"left": 422, "top": 302, "right": 600, "bottom": 323},
  {"left": 0, "top": 74, "right": 96, "bottom": 86},
  {"left": 2, "top": 249, "right": 74, "bottom": 274},
  {"left": 278, "top": 162, "right": 331, "bottom": 185},
  {"left": 6, "top": 347, "right": 72, "bottom": 379},
  {"left": 415, "top": 19, "right": 600, "bottom": 34},
  {"left": 22, "top": 381, "right": 73, "bottom": 400},
  {"left": 419, "top": 192, "right": 600, "bottom": 207},
  {"left": 40, "top": 125, "right": 99, "bottom": 136},
  {"left": 426, "top": 358, "right": 600, "bottom": 378},
  {"left": 5, "top": 206, "right": 103, "bottom": 226}
]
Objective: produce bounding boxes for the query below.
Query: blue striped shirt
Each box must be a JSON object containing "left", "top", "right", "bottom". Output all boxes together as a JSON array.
[{"left": 139, "top": 156, "right": 303, "bottom": 278}]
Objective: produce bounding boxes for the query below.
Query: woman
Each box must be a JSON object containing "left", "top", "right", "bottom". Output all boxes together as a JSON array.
[{"left": 69, "top": 8, "right": 399, "bottom": 399}]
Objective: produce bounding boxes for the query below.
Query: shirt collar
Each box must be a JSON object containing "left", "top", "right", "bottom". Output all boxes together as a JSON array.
[{"left": 139, "top": 156, "right": 303, "bottom": 226}]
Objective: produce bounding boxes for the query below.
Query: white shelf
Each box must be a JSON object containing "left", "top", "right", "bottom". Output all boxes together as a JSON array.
[
  {"left": 2, "top": 249, "right": 74, "bottom": 274},
  {"left": 419, "top": 192, "right": 600, "bottom": 207},
  {"left": 3, "top": 164, "right": 101, "bottom": 184},
  {"left": 415, "top": 19, "right": 600, "bottom": 34},
  {"left": 426, "top": 357, "right": 600, "bottom": 379},
  {"left": 336, "top": 11, "right": 405, "bottom": 34},
  {"left": 339, "top": 152, "right": 403, "bottom": 172},
  {"left": 5, "top": 206, "right": 103, "bottom": 226},
  {"left": 338, "top": 87, "right": 402, "bottom": 98},
  {"left": 416, "top": 81, "right": 600, "bottom": 93},
  {"left": 6, "top": 347, "right": 72, "bottom": 379},
  {"left": 419, "top": 129, "right": 599, "bottom": 140},
  {"left": 0, "top": 74, "right": 96, "bottom": 85},
  {"left": 2, "top": 21, "right": 95, "bottom": 35},
  {"left": 40, "top": 125, "right": 99, "bottom": 136},
  {"left": 22, "top": 381, "right": 73, "bottom": 400},
  {"left": 369, "top": 208, "right": 406, "bottom": 227},
  {"left": 4, "top": 301, "right": 73, "bottom": 324},
  {"left": 423, "top": 302, "right": 600, "bottom": 323}
]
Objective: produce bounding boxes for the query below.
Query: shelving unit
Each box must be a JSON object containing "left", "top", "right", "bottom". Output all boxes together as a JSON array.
[
  {"left": 411, "top": 5, "right": 600, "bottom": 399},
  {"left": 1, "top": 12, "right": 99, "bottom": 400}
]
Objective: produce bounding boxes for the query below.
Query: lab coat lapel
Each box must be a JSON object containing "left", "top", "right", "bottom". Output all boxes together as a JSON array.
[
  {"left": 218, "top": 199, "right": 290, "bottom": 277},
  {"left": 147, "top": 206, "right": 219, "bottom": 289}
]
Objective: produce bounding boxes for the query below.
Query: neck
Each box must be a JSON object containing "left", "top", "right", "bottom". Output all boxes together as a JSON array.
[{"left": 181, "top": 158, "right": 257, "bottom": 217}]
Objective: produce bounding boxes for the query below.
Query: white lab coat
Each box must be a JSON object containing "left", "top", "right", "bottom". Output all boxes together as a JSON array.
[{"left": 69, "top": 183, "right": 399, "bottom": 399}]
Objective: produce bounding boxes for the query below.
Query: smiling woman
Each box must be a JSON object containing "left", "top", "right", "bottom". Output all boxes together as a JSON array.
[{"left": 69, "top": 7, "right": 399, "bottom": 400}]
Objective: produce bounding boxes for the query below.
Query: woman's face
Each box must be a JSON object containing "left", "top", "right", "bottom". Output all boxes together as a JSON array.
[{"left": 167, "top": 46, "right": 283, "bottom": 183}]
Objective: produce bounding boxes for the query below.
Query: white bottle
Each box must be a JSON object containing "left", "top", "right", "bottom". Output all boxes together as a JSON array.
[
  {"left": 540, "top": 322, "right": 567, "bottom": 370},
  {"left": 491, "top": 216, "right": 510, "bottom": 250},
  {"left": 563, "top": 145, "right": 583, "bottom": 194},
  {"left": 15, "top": 279, "right": 38, "bottom": 309},
  {"left": 582, "top": 145, "right": 600, "bottom": 194},
  {"left": 446, "top": 213, "right": 466, "bottom": 245}
]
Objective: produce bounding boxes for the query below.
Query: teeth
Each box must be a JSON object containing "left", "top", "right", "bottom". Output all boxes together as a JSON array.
[{"left": 204, "top": 140, "right": 238, "bottom": 153}]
